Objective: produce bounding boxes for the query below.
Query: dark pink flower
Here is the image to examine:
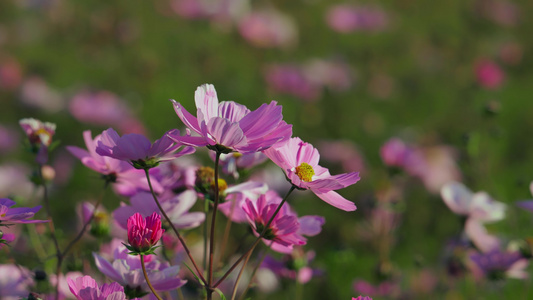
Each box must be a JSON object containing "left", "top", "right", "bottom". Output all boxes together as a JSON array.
[
  {"left": 96, "top": 128, "right": 194, "bottom": 169},
  {"left": 476, "top": 59, "right": 505, "bottom": 90},
  {"left": 170, "top": 84, "right": 292, "bottom": 154},
  {"left": 67, "top": 275, "right": 127, "bottom": 300},
  {"left": 264, "top": 137, "right": 360, "bottom": 211},
  {"left": 0, "top": 198, "right": 47, "bottom": 225},
  {"left": 243, "top": 194, "right": 306, "bottom": 250},
  {"left": 127, "top": 212, "right": 164, "bottom": 254},
  {"left": 352, "top": 296, "right": 373, "bottom": 300}
]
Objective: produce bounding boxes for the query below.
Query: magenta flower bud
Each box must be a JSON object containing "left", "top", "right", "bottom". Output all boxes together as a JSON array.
[{"left": 126, "top": 212, "right": 164, "bottom": 254}]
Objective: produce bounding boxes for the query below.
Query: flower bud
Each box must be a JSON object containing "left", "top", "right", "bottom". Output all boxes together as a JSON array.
[{"left": 126, "top": 212, "right": 164, "bottom": 255}]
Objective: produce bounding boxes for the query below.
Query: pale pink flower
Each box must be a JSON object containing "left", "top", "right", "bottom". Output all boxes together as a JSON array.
[
  {"left": 0, "top": 57, "right": 22, "bottom": 90},
  {"left": 264, "top": 64, "right": 321, "bottom": 101},
  {"left": 0, "top": 264, "right": 34, "bottom": 299},
  {"left": 264, "top": 137, "right": 360, "bottom": 211},
  {"left": 19, "top": 118, "right": 56, "bottom": 163},
  {"left": 326, "top": 4, "right": 388, "bottom": 33},
  {"left": 238, "top": 9, "right": 297, "bottom": 48},
  {"left": 440, "top": 182, "right": 506, "bottom": 222},
  {"left": 170, "top": 84, "right": 292, "bottom": 153},
  {"left": 69, "top": 90, "right": 133, "bottom": 127},
  {"left": 67, "top": 275, "right": 127, "bottom": 300},
  {"left": 20, "top": 77, "right": 64, "bottom": 112},
  {"left": 93, "top": 244, "right": 186, "bottom": 292}
]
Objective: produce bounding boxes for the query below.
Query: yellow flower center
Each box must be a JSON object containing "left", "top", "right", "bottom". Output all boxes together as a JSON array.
[
  {"left": 295, "top": 162, "right": 314, "bottom": 182},
  {"left": 211, "top": 178, "right": 228, "bottom": 193},
  {"left": 232, "top": 153, "right": 243, "bottom": 158}
]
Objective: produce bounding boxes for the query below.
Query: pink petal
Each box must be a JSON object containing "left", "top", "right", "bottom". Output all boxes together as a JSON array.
[{"left": 313, "top": 190, "right": 356, "bottom": 211}]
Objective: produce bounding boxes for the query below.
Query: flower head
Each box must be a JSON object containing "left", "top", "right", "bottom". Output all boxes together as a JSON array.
[
  {"left": 243, "top": 194, "right": 306, "bottom": 250},
  {"left": 0, "top": 198, "right": 47, "bottom": 225},
  {"left": 126, "top": 212, "right": 164, "bottom": 255},
  {"left": 440, "top": 182, "right": 506, "bottom": 222},
  {"left": 96, "top": 128, "right": 194, "bottom": 169},
  {"left": 67, "top": 275, "right": 127, "bottom": 300},
  {"left": 469, "top": 249, "right": 528, "bottom": 280},
  {"left": 93, "top": 242, "right": 186, "bottom": 295},
  {"left": 19, "top": 118, "right": 56, "bottom": 164},
  {"left": 264, "top": 137, "right": 360, "bottom": 211},
  {"left": 169, "top": 84, "right": 292, "bottom": 154},
  {"left": 67, "top": 130, "right": 164, "bottom": 196}
]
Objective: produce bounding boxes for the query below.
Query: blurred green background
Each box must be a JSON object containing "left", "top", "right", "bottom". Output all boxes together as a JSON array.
[{"left": 1, "top": 0, "right": 533, "bottom": 299}]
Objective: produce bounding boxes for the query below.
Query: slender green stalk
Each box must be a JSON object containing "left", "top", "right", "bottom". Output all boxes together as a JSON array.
[
  {"left": 144, "top": 169, "right": 208, "bottom": 286},
  {"left": 214, "top": 185, "right": 296, "bottom": 288},
  {"left": 141, "top": 254, "right": 163, "bottom": 300},
  {"left": 203, "top": 198, "right": 209, "bottom": 273},
  {"left": 37, "top": 164, "right": 61, "bottom": 300},
  {"left": 207, "top": 151, "right": 222, "bottom": 300},
  {"left": 216, "top": 198, "right": 236, "bottom": 268},
  {"left": 237, "top": 241, "right": 273, "bottom": 300},
  {"left": 230, "top": 243, "right": 258, "bottom": 300}
]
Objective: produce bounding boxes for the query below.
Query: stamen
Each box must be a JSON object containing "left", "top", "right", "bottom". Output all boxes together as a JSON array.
[{"left": 295, "top": 162, "right": 315, "bottom": 182}]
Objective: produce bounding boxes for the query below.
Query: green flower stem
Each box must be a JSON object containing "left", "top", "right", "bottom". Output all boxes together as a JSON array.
[
  {"left": 213, "top": 185, "right": 296, "bottom": 288},
  {"left": 230, "top": 242, "right": 258, "bottom": 300},
  {"left": 141, "top": 254, "right": 163, "bottom": 300},
  {"left": 207, "top": 151, "right": 222, "bottom": 300},
  {"left": 37, "top": 164, "right": 61, "bottom": 300},
  {"left": 216, "top": 197, "right": 236, "bottom": 269},
  {"left": 144, "top": 169, "right": 208, "bottom": 286},
  {"left": 237, "top": 241, "right": 272, "bottom": 300}
]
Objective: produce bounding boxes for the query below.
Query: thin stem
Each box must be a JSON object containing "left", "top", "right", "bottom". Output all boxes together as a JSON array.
[
  {"left": 207, "top": 151, "right": 222, "bottom": 300},
  {"left": 141, "top": 254, "right": 163, "bottom": 300},
  {"left": 37, "top": 164, "right": 61, "bottom": 300},
  {"left": 214, "top": 185, "right": 296, "bottom": 288},
  {"left": 62, "top": 187, "right": 106, "bottom": 257},
  {"left": 231, "top": 243, "right": 258, "bottom": 300},
  {"left": 203, "top": 198, "right": 209, "bottom": 273},
  {"left": 144, "top": 169, "right": 208, "bottom": 286},
  {"left": 216, "top": 198, "right": 236, "bottom": 268},
  {"left": 238, "top": 242, "right": 273, "bottom": 300}
]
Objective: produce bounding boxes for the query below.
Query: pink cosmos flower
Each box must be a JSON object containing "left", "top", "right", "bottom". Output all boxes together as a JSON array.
[
  {"left": 264, "top": 64, "right": 322, "bottom": 102},
  {"left": 93, "top": 244, "right": 186, "bottom": 293},
  {"left": 0, "top": 264, "right": 34, "bottom": 299},
  {"left": 0, "top": 198, "right": 47, "bottom": 225},
  {"left": 243, "top": 193, "right": 306, "bottom": 250},
  {"left": 326, "top": 4, "right": 388, "bottom": 33},
  {"left": 96, "top": 128, "right": 194, "bottom": 169},
  {"left": 238, "top": 9, "right": 298, "bottom": 49},
  {"left": 261, "top": 249, "right": 321, "bottom": 284},
  {"left": 353, "top": 296, "right": 373, "bottom": 300},
  {"left": 114, "top": 190, "right": 204, "bottom": 231},
  {"left": 127, "top": 212, "right": 164, "bottom": 254},
  {"left": 169, "top": 84, "right": 292, "bottom": 154},
  {"left": 67, "top": 275, "right": 127, "bottom": 300},
  {"left": 263, "top": 137, "right": 360, "bottom": 211},
  {"left": 19, "top": 118, "right": 56, "bottom": 164},
  {"left": 475, "top": 59, "right": 505, "bottom": 90},
  {"left": 67, "top": 130, "right": 163, "bottom": 196}
]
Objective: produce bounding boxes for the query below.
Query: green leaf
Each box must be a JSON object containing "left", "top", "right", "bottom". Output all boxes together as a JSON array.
[
  {"left": 214, "top": 288, "right": 227, "bottom": 300},
  {"left": 183, "top": 262, "right": 204, "bottom": 286}
]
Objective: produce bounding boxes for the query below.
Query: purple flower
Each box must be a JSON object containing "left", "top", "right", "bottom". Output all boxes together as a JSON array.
[
  {"left": 19, "top": 118, "right": 56, "bottom": 164},
  {"left": 93, "top": 244, "right": 186, "bottom": 293},
  {"left": 169, "top": 84, "right": 292, "bottom": 154},
  {"left": 96, "top": 128, "right": 194, "bottom": 169},
  {"left": 127, "top": 212, "right": 164, "bottom": 254},
  {"left": 0, "top": 264, "right": 34, "bottom": 299},
  {"left": 67, "top": 130, "right": 164, "bottom": 196},
  {"left": 469, "top": 249, "right": 528, "bottom": 280},
  {"left": 264, "top": 137, "right": 360, "bottom": 211},
  {"left": 264, "top": 64, "right": 322, "bottom": 101},
  {"left": 261, "top": 249, "right": 321, "bottom": 284},
  {"left": 0, "top": 198, "right": 47, "bottom": 225},
  {"left": 243, "top": 193, "right": 306, "bottom": 251},
  {"left": 67, "top": 275, "right": 127, "bottom": 300},
  {"left": 113, "top": 190, "right": 204, "bottom": 231}
]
